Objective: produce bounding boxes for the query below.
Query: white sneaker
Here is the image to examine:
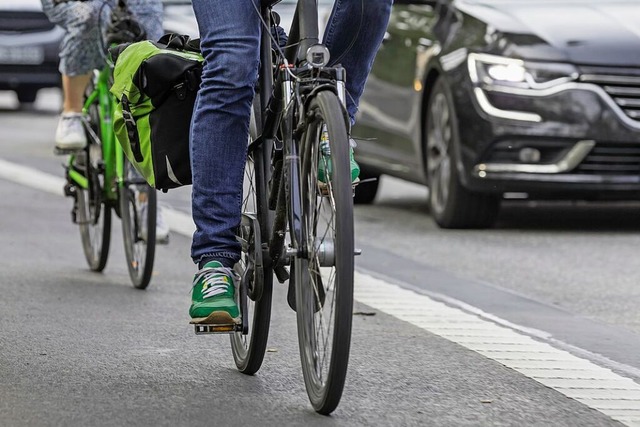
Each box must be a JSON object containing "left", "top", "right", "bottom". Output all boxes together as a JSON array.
[
  {"left": 55, "top": 113, "right": 87, "bottom": 151},
  {"left": 138, "top": 202, "right": 170, "bottom": 244},
  {"left": 137, "top": 198, "right": 149, "bottom": 242},
  {"left": 155, "top": 207, "right": 170, "bottom": 244}
]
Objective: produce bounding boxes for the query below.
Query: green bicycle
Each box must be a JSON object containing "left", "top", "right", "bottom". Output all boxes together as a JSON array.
[{"left": 61, "top": 0, "right": 157, "bottom": 289}]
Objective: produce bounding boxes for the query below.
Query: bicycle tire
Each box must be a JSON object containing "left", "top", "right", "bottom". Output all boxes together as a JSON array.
[
  {"left": 230, "top": 102, "right": 273, "bottom": 374},
  {"left": 294, "top": 90, "right": 354, "bottom": 414},
  {"left": 120, "top": 159, "right": 156, "bottom": 289},
  {"left": 77, "top": 88, "right": 112, "bottom": 272}
]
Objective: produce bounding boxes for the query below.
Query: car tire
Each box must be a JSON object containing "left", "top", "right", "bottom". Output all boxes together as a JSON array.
[
  {"left": 425, "top": 78, "right": 500, "bottom": 229},
  {"left": 353, "top": 167, "right": 380, "bottom": 205},
  {"left": 17, "top": 88, "right": 38, "bottom": 105}
]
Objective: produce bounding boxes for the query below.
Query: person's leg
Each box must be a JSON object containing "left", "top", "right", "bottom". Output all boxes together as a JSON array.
[
  {"left": 322, "top": 0, "right": 392, "bottom": 125},
  {"left": 41, "top": 0, "right": 105, "bottom": 150},
  {"left": 127, "top": 0, "right": 164, "bottom": 42},
  {"left": 318, "top": 0, "right": 391, "bottom": 183},
  {"left": 189, "top": 0, "right": 261, "bottom": 323},
  {"left": 61, "top": 74, "right": 91, "bottom": 113}
]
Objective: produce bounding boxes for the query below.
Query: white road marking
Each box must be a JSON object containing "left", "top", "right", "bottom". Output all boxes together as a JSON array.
[
  {"left": 354, "top": 275, "right": 640, "bottom": 426},
  {"left": 0, "top": 158, "right": 65, "bottom": 196},
  {"left": 2, "top": 157, "right": 640, "bottom": 426}
]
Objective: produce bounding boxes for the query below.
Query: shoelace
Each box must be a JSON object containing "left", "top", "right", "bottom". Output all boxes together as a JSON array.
[
  {"left": 193, "top": 265, "right": 238, "bottom": 299},
  {"left": 319, "top": 125, "right": 358, "bottom": 157},
  {"left": 60, "top": 116, "right": 84, "bottom": 133}
]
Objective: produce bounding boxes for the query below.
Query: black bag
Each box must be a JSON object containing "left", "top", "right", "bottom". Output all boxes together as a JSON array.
[{"left": 110, "top": 34, "right": 202, "bottom": 191}]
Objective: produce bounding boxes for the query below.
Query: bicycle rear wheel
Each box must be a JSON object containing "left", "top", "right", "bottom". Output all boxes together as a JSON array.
[
  {"left": 294, "top": 90, "right": 354, "bottom": 414},
  {"left": 230, "top": 104, "right": 273, "bottom": 374},
  {"left": 77, "top": 92, "right": 111, "bottom": 272},
  {"left": 120, "top": 160, "right": 156, "bottom": 289}
]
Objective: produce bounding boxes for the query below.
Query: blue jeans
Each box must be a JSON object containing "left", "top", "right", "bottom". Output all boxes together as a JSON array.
[{"left": 190, "top": 0, "right": 392, "bottom": 267}]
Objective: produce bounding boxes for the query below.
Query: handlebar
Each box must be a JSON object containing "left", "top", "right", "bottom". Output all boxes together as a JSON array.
[{"left": 105, "top": 0, "right": 146, "bottom": 46}]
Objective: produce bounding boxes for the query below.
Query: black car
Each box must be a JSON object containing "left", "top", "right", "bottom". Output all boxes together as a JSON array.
[
  {"left": 352, "top": 0, "right": 640, "bottom": 228},
  {"left": 0, "top": 0, "right": 63, "bottom": 105}
]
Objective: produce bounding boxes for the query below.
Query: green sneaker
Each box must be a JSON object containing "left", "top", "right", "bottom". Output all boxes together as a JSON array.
[
  {"left": 189, "top": 261, "right": 240, "bottom": 325},
  {"left": 318, "top": 127, "right": 360, "bottom": 184}
]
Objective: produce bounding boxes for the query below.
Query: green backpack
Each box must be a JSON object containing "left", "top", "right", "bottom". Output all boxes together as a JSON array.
[{"left": 110, "top": 34, "right": 202, "bottom": 191}]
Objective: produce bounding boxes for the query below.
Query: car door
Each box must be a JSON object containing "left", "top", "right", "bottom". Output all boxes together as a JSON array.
[{"left": 353, "top": 0, "right": 439, "bottom": 183}]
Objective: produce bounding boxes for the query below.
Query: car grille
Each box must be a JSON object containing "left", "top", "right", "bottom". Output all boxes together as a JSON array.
[
  {"left": 0, "top": 11, "right": 55, "bottom": 33},
  {"left": 482, "top": 139, "right": 640, "bottom": 177},
  {"left": 575, "top": 143, "right": 640, "bottom": 175},
  {"left": 579, "top": 67, "right": 640, "bottom": 122}
]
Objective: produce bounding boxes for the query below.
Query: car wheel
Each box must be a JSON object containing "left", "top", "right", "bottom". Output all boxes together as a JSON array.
[
  {"left": 354, "top": 167, "right": 380, "bottom": 205},
  {"left": 17, "top": 88, "right": 38, "bottom": 105},
  {"left": 425, "top": 78, "right": 500, "bottom": 229}
]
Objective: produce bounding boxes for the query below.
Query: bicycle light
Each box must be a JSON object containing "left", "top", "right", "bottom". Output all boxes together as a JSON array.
[{"left": 306, "top": 44, "right": 330, "bottom": 68}]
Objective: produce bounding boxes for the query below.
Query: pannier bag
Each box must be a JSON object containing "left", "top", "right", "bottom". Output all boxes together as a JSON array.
[{"left": 110, "top": 34, "right": 202, "bottom": 191}]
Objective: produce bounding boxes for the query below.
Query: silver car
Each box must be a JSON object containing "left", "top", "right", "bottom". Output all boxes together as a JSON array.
[{"left": 0, "top": 0, "right": 64, "bottom": 106}]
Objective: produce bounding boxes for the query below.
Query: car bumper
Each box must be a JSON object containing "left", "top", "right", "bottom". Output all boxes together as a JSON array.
[
  {"left": 454, "top": 73, "right": 640, "bottom": 197},
  {"left": 0, "top": 68, "right": 60, "bottom": 90},
  {"left": 0, "top": 24, "right": 63, "bottom": 91}
]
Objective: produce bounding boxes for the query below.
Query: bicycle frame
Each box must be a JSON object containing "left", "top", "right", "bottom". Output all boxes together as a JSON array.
[
  {"left": 254, "top": 0, "right": 348, "bottom": 277},
  {"left": 244, "top": 2, "right": 355, "bottom": 414},
  {"left": 66, "top": 66, "right": 125, "bottom": 203},
  {"left": 258, "top": 0, "right": 325, "bottom": 138}
]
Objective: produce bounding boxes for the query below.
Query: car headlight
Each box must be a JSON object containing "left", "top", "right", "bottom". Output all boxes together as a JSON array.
[{"left": 468, "top": 53, "right": 578, "bottom": 89}]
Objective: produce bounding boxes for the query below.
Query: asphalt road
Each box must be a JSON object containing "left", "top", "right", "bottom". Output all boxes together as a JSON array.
[{"left": 1, "top": 90, "right": 639, "bottom": 426}]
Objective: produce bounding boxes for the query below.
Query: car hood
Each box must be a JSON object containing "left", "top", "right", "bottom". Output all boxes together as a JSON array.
[
  {"left": 0, "top": 0, "right": 42, "bottom": 11},
  {"left": 459, "top": 0, "right": 640, "bottom": 66}
]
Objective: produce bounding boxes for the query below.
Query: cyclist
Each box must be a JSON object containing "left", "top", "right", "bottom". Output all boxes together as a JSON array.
[
  {"left": 188, "top": 0, "right": 393, "bottom": 325},
  {"left": 41, "top": 0, "right": 170, "bottom": 242}
]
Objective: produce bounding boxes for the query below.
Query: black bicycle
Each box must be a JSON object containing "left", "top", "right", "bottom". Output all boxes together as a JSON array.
[{"left": 194, "top": 0, "right": 355, "bottom": 415}]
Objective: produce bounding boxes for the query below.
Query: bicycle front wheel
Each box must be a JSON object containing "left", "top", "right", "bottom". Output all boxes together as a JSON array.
[
  {"left": 230, "top": 103, "right": 273, "bottom": 375},
  {"left": 294, "top": 90, "right": 354, "bottom": 414},
  {"left": 119, "top": 160, "right": 156, "bottom": 289}
]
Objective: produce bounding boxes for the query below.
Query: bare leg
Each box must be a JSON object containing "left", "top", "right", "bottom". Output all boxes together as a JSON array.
[
  {"left": 55, "top": 73, "right": 91, "bottom": 149},
  {"left": 61, "top": 73, "right": 91, "bottom": 113}
]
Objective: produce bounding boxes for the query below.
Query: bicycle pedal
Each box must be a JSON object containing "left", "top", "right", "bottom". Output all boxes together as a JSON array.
[
  {"left": 54, "top": 147, "right": 84, "bottom": 156},
  {"left": 318, "top": 178, "right": 361, "bottom": 197},
  {"left": 191, "top": 311, "right": 241, "bottom": 334},
  {"left": 355, "top": 177, "right": 376, "bottom": 186},
  {"left": 318, "top": 181, "right": 329, "bottom": 196},
  {"left": 63, "top": 183, "right": 76, "bottom": 197},
  {"left": 193, "top": 324, "right": 241, "bottom": 335}
]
